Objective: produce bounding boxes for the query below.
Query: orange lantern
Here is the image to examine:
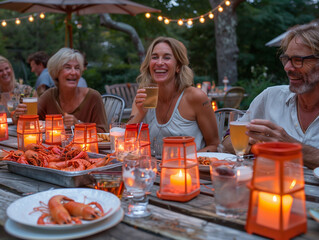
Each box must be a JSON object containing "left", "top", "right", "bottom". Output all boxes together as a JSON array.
[
  {"left": 0, "top": 112, "right": 8, "bottom": 141},
  {"left": 125, "top": 123, "right": 151, "bottom": 156},
  {"left": 157, "top": 136, "right": 200, "bottom": 202},
  {"left": 211, "top": 100, "right": 218, "bottom": 111},
  {"left": 73, "top": 123, "right": 98, "bottom": 153},
  {"left": 246, "top": 142, "right": 307, "bottom": 240},
  {"left": 17, "top": 115, "right": 42, "bottom": 150},
  {"left": 45, "top": 114, "right": 65, "bottom": 145}
]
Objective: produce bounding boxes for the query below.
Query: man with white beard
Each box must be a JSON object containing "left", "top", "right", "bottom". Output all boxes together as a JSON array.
[{"left": 222, "top": 22, "right": 319, "bottom": 169}]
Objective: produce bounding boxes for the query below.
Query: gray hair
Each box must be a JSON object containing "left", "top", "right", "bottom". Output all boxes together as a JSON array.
[
  {"left": 281, "top": 21, "right": 319, "bottom": 55},
  {"left": 47, "top": 48, "right": 84, "bottom": 86}
]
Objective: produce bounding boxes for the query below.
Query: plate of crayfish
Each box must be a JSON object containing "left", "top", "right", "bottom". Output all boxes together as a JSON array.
[{"left": 6, "top": 188, "right": 121, "bottom": 230}]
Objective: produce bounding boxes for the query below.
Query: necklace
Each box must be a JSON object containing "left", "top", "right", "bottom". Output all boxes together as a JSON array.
[{"left": 158, "top": 92, "right": 178, "bottom": 124}]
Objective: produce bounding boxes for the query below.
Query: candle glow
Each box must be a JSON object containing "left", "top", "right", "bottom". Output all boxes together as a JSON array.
[{"left": 170, "top": 170, "right": 192, "bottom": 192}]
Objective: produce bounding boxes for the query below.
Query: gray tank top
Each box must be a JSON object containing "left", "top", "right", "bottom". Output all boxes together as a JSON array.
[{"left": 144, "top": 90, "right": 205, "bottom": 154}]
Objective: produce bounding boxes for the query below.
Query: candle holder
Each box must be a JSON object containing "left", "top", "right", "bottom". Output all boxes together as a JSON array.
[
  {"left": 125, "top": 123, "right": 151, "bottom": 156},
  {"left": 0, "top": 112, "right": 8, "bottom": 141},
  {"left": 45, "top": 114, "right": 65, "bottom": 145},
  {"left": 73, "top": 123, "right": 98, "bottom": 153},
  {"left": 157, "top": 136, "right": 200, "bottom": 202},
  {"left": 17, "top": 115, "right": 42, "bottom": 150},
  {"left": 245, "top": 142, "right": 307, "bottom": 240}
]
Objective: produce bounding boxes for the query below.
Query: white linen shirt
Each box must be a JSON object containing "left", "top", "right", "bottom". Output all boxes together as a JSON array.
[{"left": 240, "top": 85, "right": 319, "bottom": 148}]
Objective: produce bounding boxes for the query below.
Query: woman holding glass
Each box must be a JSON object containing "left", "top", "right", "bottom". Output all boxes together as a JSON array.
[
  {"left": 16, "top": 48, "right": 108, "bottom": 132},
  {"left": 128, "top": 37, "right": 220, "bottom": 156},
  {"left": 0, "top": 56, "right": 34, "bottom": 122}
]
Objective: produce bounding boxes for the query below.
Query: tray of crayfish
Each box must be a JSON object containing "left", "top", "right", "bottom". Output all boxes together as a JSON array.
[{"left": 2, "top": 144, "right": 121, "bottom": 188}]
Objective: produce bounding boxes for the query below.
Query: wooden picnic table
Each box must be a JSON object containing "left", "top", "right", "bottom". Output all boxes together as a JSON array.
[{"left": 0, "top": 127, "right": 319, "bottom": 239}]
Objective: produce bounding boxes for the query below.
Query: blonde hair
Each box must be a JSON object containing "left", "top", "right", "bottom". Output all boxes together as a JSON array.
[
  {"left": 0, "top": 55, "right": 16, "bottom": 89},
  {"left": 47, "top": 48, "right": 84, "bottom": 86},
  {"left": 137, "top": 36, "right": 194, "bottom": 92},
  {"left": 281, "top": 21, "right": 319, "bottom": 54}
]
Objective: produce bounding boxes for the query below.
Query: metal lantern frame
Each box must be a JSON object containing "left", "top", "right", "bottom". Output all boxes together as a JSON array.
[
  {"left": 157, "top": 136, "right": 200, "bottom": 202},
  {"left": 73, "top": 123, "right": 98, "bottom": 153},
  {"left": 246, "top": 142, "right": 307, "bottom": 240},
  {"left": 45, "top": 114, "right": 65, "bottom": 145},
  {"left": 17, "top": 115, "right": 42, "bottom": 150},
  {"left": 0, "top": 112, "right": 8, "bottom": 141}
]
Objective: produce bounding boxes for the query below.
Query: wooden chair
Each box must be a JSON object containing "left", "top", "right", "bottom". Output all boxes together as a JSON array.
[
  {"left": 223, "top": 87, "right": 245, "bottom": 109},
  {"left": 214, "top": 108, "right": 246, "bottom": 141},
  {"left": 101, "top": 94, "right": 125, "bottom": 126},
  {"left": 104, "top": 83, "right": 139, "bottom": 119}
]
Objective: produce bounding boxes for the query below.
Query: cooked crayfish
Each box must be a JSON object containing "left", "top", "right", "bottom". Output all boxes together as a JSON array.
[
  {"left": 31, "top": 195, "right": 105, "bottom": 225},
  {"left": 1, "top": 143, "right": 112, "bottom": 171}
]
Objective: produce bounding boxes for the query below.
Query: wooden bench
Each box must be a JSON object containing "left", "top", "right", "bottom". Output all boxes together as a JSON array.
[{"left": 104, "top": 83, "right": 139, "bottom": 119}]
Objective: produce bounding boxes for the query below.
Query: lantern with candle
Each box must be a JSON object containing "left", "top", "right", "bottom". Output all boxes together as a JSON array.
[
  {"left": 211, "top": 100, "right": 218, "bottom": 111},
  {"left": 45, "top": 114, "right": 65, "bottom": 145},
  {"left": 17, "top": 115, "right": 42, "bottom": 150},
  {"left": 157, "top": 136, "right": 200, "bottom": 202},
  {"left": 124, "top": 123, "right": 151, "bottom": 156},
  {"left": 245, "top": 142, "right": 307, "bottom": 240},
  {"left": 73, "top": 123, "right": 98, "bottom": 153},
  {"left": 0, "top": 112, "right": 8, "bottom": 141}
]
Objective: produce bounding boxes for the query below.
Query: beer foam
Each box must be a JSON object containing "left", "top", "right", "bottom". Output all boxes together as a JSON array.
[
  {"left": 230, "top": 121, "right": 248, "bottom": 126},
  {"left": 23, "top": 98, "right": 37, "bottom": 103}
]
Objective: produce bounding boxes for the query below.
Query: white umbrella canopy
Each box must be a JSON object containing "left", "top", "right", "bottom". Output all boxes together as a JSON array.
[{"left": 0, "top": 0, "right": 161, "bottom": 47}]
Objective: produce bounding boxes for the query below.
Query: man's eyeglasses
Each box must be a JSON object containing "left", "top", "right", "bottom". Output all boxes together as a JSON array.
[{"left": 279, "top": 54, "right": 319, "bottom": 68}]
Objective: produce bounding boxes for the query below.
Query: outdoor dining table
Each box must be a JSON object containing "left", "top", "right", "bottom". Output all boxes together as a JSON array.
[{"left": 0, "top": 127, "right": 319, "bottom": 239}]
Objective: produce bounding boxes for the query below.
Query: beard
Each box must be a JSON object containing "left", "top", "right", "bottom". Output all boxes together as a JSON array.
[{"left": 289, "top": 65, "right": 319, "bottom": 94}]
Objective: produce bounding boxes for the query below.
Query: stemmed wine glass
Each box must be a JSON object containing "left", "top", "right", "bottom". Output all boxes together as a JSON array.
[
  {"left": 229, "top": 111, "right": 250, "bottom": 162},
  {"left": 122, "top": 154, "right": 157, "bottom": 218}
]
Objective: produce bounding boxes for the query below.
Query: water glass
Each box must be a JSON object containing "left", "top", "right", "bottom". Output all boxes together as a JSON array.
[
  {"left": 122, "top": 155, "right": 156, "bottom": 218},
  {"left": 210, "top": 159, "right": 252, "bottom": 218}
]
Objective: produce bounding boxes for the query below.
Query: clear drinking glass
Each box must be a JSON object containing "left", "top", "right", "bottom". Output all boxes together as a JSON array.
[
  {"left": 229, "top": 111, "right": 249, "bottom": 162},
  {"left": 144, "top": 83, "right": 158, "bottom": 108},
  {"left": 109, "top": 123, "right": 126, "bottom": 154},
  {"left": 122, "top": 155, "right": 156, "bottom": 218}
]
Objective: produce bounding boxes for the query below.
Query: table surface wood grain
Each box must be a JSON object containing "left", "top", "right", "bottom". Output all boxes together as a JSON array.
[{"left": 0, "top": 129, "right": 318, "bottom": 240}]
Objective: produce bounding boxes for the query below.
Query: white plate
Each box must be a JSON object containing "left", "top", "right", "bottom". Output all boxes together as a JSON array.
[
  {"left": 5, "top": 208, "right": 124, "bottom": 240},
  {"left": 197, "top": 152, "right": 236, "bottom": 172},
  {"left": 314, "top": 167, "right": 319, "bottom": 179},
  {"left": 6, "top": 188, "right": 120, "bottom": 230}
]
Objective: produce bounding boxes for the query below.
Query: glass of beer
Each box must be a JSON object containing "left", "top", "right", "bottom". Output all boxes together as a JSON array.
[
  {"left": 23, "top": 97, "right": 38, "bottom": 115},
  {"left": 144, "top": 83, "right": 158, "bottom": 108},
  {"left": 229, "top": 111, "right": 249, "bottom": 162}
]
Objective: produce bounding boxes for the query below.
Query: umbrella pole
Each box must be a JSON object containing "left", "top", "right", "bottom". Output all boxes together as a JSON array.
[{"left": 65, "top": 12, "right": 73, "bottom": 48}]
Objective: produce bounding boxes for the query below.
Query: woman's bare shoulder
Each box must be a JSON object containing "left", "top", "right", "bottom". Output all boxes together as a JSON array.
[{"left": 184, "top": 86, "right": 209, "bottom": 102}]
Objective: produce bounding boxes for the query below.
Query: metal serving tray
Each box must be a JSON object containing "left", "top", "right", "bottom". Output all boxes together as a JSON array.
[{"left": 5, "top": 152, "right": 122, "bottom": 187}]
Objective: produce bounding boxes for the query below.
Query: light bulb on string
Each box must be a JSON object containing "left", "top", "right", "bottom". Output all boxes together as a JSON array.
[
  {"left": 164, "top": 18, "right": 170, "bottom": 24},
  {"left": 28, "top": 15, "right": 34, "bottom": 22},
  {"left": 218, "top": 6, "right": 223, "bottom": 12},
  {"left": 187, "top": 19, "right": 193, "bottom": 26},
  {"left": 39, "top": 13, "right": 45, "bottom": 19},
  {"left": 199, "top": 16, "right": 205, "bottom": 23},
  {"left": 177, "top": 19, "right": 183, "bottom": 26},
  {"left": 1, "top": 21, "right": 7, "bottom": 27},
  {"left": 208, "top": 12, "right": 214, "bottom": 19},
  {"left": 15, "top": 18, "right": 21, "bottom": 25},
  {"left": 225, "top": 0, "right": 231, "bottom": 6},
  {"left": 145, "top": 13, "right": 151, "bottom": 18},
  {"left": 158, "top": 16, "right": 163, "bottom": 21}
]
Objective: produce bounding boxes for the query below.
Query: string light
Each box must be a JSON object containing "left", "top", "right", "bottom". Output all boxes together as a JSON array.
[
  {"left": 144, "top": 0, "right": 231, "bottom": 26},
  {"left": 0, "top": 13, "right": 45, "bottom": 27}
]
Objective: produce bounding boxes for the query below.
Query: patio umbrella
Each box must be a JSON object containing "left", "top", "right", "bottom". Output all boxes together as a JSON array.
[{"left": 0, "top": 0, "right": 160, "bottom": 48}]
